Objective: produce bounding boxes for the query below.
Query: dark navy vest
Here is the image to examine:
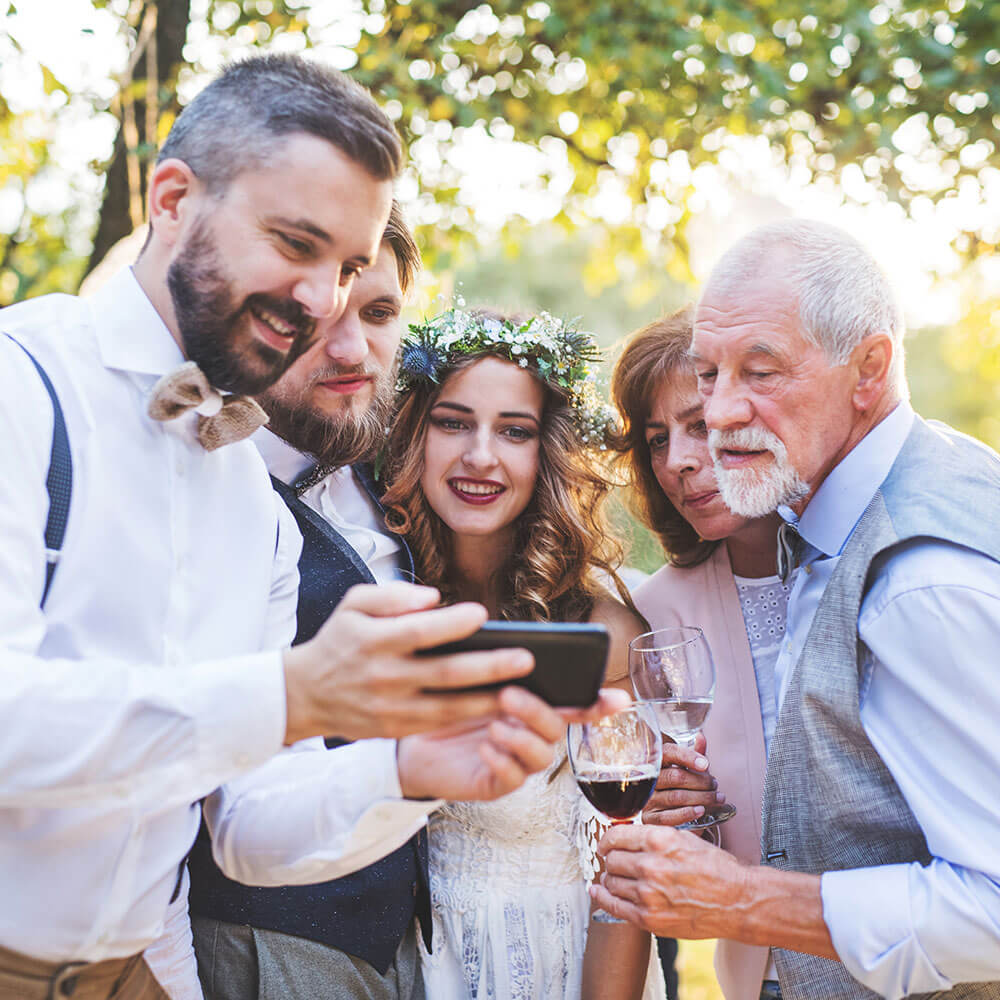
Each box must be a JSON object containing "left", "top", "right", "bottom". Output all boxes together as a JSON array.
[{"left": 187, "top": 464, "right": 431, "bottom": 974}]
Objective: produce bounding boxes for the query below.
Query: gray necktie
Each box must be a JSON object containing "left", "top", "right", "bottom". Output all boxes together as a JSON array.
[{"left": 776, "top": 520, "right": 803, "bottom": 585}]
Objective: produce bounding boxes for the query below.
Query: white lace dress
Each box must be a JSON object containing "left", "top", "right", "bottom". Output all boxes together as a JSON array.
[{"left": 419, "top": 757, "right": 665, "bottom": 999}]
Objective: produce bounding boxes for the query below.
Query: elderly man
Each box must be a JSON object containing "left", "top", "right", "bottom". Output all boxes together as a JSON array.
[
  {"left": 0, "top": 55, "right": 616, "bottom": 1000},
  {"left": 592, "top": 219, "right": 1000, "bottom": 1000}
]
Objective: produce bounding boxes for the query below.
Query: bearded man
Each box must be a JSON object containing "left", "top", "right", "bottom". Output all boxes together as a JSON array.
[
  {"left": 181, "top": 205, "right": 435, "bottom": 1000},
  {"left": 0, "top": 56, "right": 617, "bottom": 1000},
  {"left": 592, "top": 219, "right": 1000, "bottom": 1000}
]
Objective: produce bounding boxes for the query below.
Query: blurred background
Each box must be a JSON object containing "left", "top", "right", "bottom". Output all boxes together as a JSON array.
[{"left": 4, "top": 2, "right": 999, "bottom": 995}]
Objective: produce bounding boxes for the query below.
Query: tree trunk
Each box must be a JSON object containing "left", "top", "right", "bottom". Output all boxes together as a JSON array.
[{"left": 84, "top": 0, "right": 191, "bottom": 281}]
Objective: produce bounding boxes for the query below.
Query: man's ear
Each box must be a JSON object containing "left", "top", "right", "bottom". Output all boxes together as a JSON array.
[
  {"left": 146, "top": 158, "right": 202, "bottom": 248},
  {"left": 851, "top": 333, "right": 893, "bottom": 412}
]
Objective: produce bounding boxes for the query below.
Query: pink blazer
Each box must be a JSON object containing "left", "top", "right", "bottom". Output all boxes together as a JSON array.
[{"left": 632, "top": 543, "right": 769, "bottom": 1000}]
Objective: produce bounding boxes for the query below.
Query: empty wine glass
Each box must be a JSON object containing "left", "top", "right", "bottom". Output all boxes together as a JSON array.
[
  {"left": 629, "top": 626, "right": 736, "bottom": 830},
  {"left": 567, "top": 703, "right": 661, "bottom": 922}
]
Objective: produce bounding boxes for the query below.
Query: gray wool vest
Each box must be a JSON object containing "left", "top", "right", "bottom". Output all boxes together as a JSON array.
[{"left": 761, "top": 415, "right": 1000, "bottom": 1000}]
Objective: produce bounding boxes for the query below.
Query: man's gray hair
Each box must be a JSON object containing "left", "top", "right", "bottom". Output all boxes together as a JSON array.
[
  {"left": 702, "top": 219, "right": 906, "bottom": 389},
  {"left": 158, "top": 53, "right": 402, "bottom": 190}
]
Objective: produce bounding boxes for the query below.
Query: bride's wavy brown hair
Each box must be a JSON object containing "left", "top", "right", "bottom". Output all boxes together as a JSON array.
[{"left": 382, "top": 324, "right": 630, "bottom": 623}]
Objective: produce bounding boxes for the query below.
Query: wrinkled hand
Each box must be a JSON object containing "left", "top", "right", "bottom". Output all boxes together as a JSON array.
[
  {"left": 642, "top": 732, "right": 726, "bottom": 828},
  {"left": 589, "top": 823, "right": 835, "bottom": 958},
  {"left": 589, "top": 823, "right": 750, "bottom": 939},
  {"left": 283, "top": 582, "right": 535, "bottom": 744},
  {"left": 397, "top": 685, "right": 630, "bottom": 801}
]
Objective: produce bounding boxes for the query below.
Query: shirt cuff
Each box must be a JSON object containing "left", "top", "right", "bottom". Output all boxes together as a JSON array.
[
  {"left": 822, "top": 864, "right": 950, "bottom": 999},
  {"left": 195, "top": 651, "right": 287, "bottom": 777},
  {"left": 343, "top": 737, "right": 444, "bottom": 810},
  {"left": 316, "top": 739, "right": 442, "bottom": 874}
]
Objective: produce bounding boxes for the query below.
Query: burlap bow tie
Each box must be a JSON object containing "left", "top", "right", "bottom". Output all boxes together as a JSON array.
[{"left": 147, "top": 361, "right": 269, "bottom": 451}]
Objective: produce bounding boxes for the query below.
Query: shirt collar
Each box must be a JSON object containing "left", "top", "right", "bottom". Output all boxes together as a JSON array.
[
  {"left": 253, "top": 428, "right": 316, "bottom": 485},
  {"left": 90, "top": 268, "right": 185, "bottom": 378},
  {"left": 781, "top": 401, "right": 915, "bottom": 557}
]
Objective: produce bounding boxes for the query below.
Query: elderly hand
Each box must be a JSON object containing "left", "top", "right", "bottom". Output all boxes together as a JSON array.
[
  {"left": 589, "top": 824, "right": 835, "bottom": 959},
  {"left": 642, "top": 732, "right": 726, "bottom": 828},
  {"left": 589, "top": 823, "right": 749, "bottom": 939}
]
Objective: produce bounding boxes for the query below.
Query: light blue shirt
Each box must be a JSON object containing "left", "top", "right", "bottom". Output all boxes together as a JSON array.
[{"left": 773, "top": 402, "right": 1000, "bottom": 999}]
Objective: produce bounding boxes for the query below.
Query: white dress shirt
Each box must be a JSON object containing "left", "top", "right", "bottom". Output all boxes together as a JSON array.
[
  {"left": 145, "top": 429, "right": 436, "bottom": 998},
  {"left": 0, "top": 270, "right": 297, "bottom": 963},
  {"left": 772, "top": 403, "right": 1000, "bottom": 998},
  {"left": 1, "top": 272, "right": 442, "bottom": 987},
  {"left": 204, "top": 433, "right": 440, "bottom": 882}
]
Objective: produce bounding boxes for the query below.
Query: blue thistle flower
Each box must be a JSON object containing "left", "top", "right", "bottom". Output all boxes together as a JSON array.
[{"left": 400, "top": 342, "right": 443, "bottom": 383}]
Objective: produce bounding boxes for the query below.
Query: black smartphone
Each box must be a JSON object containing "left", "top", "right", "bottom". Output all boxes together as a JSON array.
[{"left": 421, "top": 621, "right": 609, "bottom": 707}]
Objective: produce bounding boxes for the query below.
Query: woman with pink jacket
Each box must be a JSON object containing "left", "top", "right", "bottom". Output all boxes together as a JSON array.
[{"left": 611, "top": 307, "right": 782, "bottom": 1000}]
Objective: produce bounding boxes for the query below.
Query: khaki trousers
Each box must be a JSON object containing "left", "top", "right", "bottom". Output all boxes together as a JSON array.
[{"left": 0, "top": 944, "right": 167, "bottom": 1000}]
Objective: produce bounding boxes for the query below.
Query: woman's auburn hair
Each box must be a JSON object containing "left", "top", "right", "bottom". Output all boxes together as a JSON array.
[
  {"left": 610, "top": 305, "right": 720, "bottom": 569},
  {"left": 381, "top": 350, "right": 630, "bottom": 623}
]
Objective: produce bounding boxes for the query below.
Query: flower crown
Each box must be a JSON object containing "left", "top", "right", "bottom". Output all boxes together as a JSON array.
[{"left": 396, "top": 308, "right": 618, "bottom": 448}]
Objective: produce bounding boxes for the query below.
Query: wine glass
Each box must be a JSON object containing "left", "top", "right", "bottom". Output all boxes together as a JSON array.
[
  {"left": 628, "top": 626, "right": 736, "bottom": 830},
  {"left": 567, "top": 703, "right": 661, "bottom": 923}
]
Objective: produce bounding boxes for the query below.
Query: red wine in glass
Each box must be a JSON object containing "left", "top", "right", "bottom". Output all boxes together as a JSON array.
[
  {"left": 567, "top": 704, "right": 662, "bottom": 923},
  {"left": 576, "top": 768, "right": 658, "bottom": 822}
]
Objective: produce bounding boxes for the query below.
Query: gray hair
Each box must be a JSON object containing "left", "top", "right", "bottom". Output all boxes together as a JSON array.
[
  {"left": 701, "top": 219, "right": 906, "bottom": 391},
  {"left": 157, "top": 53, "right": 402, "bottom": 191}
]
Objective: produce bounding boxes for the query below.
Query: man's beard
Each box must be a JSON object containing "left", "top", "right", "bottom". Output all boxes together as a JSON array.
[
  {"left": 166, "top": 221, "right": 315, "bottom": 396},
  {"left": 259, "top": 362, "right": 396, "bottom": 469},
  {"left": 708, "top": 426, "right": 809, "bottom": 518}
]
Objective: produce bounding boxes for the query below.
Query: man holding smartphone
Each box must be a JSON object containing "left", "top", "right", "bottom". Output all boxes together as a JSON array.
[
  {"left": 183, "top": 206, "right": 431, "bottom": 1000},
  {"left": 176, "top": 205, "right": 623, "bottom": 1000},
  {"left": 0, "top": 56, "right": 621, "bottom": 1000}
]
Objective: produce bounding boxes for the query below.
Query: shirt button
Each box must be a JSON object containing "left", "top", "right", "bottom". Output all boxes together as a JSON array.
[{"left": 235, "top": 752, "right": 251, "bottom": 768}]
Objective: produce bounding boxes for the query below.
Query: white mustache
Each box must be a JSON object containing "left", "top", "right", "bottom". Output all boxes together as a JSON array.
[{"left": 708, "top": 426, "right": 788, "bottom": 462}]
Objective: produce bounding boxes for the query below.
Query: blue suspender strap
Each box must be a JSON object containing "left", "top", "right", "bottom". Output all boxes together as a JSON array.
[
  {"left": 4, "top": 332, "right": 187, "bottom": 898},
  {"left": 3, "top": 333, "right": 73, "bottom": 608}
]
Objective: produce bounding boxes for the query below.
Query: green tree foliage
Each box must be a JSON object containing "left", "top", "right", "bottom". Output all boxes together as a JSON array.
[
  {"left": 1, "top": 0, "right": 998, "bottom": 448},
  {"left": 0, "top": 33, "right": 92, "bottom": 302},
  {"left": 5, "top": 0, "right": 1000, "bottom": 294},
  {"left": 348, "top": 0, "right": 1000, "bottom": 264},
  {"left": 907, "top": 294, "right": 1000, "bottom": 450}
]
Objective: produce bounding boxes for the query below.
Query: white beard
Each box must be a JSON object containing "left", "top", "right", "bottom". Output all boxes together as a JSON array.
[{"left": 708, "top": 426, "right": 809, "bottom": 518}]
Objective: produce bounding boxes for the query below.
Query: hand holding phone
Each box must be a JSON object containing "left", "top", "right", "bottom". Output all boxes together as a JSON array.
[{"left": 421, "top": 621, "right": 609, "bottom": 707}]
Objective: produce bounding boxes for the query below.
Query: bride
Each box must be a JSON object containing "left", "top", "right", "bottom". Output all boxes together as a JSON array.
[{"left": 381, "top": 308, "right": 663, "bottom": 1000}]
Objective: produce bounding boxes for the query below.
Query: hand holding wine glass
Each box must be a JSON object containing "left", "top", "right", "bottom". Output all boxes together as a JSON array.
[
  {"left": 629, "top": 627, "right": 736, "bottom": 830},
  {"left": 568, "top": 704, "right": 661, "bottom": 922}
]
